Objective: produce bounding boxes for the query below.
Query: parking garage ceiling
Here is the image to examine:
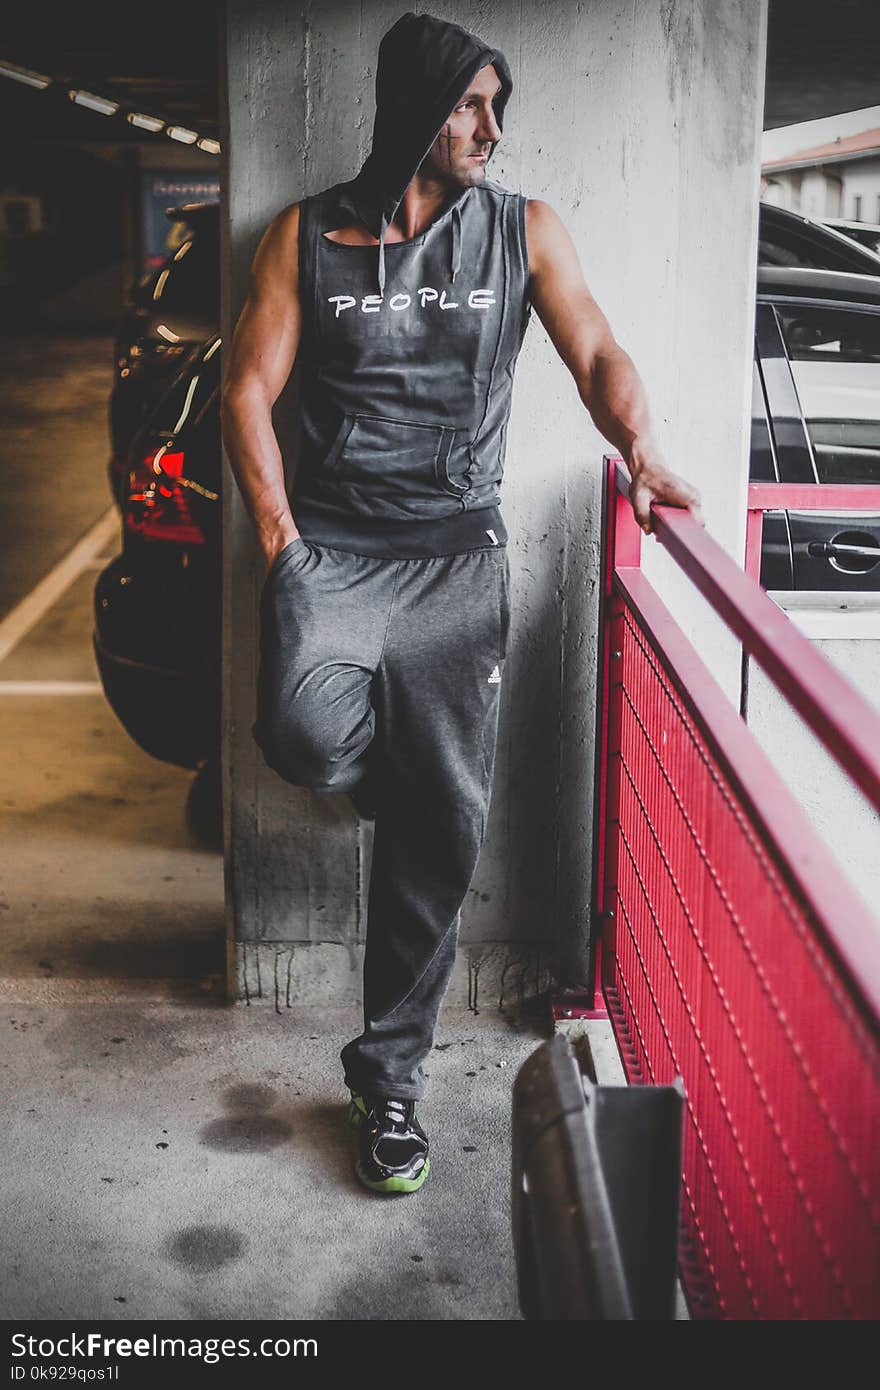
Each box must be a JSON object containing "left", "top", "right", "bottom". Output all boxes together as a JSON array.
[
  {"left": 0, "top": 3, "right": 218, "bottom": 144},
  {"left": 765, "top": 0, "right": 880, "bottom": 128},
  {"left": 0, "top": 0, "right": 878, "bottom": 142}
]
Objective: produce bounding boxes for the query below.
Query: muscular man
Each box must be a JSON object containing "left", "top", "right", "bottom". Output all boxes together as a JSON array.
[{"left": 221, "top": 11, "right": 701, "bottom": 1197}]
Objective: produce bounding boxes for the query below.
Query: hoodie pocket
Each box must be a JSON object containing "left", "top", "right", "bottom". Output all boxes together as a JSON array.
[{"left": 324, "top": 412, "right": 470, "bottom": 503}]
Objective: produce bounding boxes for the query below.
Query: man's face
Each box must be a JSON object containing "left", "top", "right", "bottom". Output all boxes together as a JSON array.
[{"left": 421, "top": 63, "right": 503, "bottom": 189}]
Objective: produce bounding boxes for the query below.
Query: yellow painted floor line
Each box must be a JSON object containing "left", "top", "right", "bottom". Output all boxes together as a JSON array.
[
  {"left": 0, "top": 507, "right": 119, "bottom": 666},
  {"left": 0, "top": 681, "right": 104, "bottom": 695}
]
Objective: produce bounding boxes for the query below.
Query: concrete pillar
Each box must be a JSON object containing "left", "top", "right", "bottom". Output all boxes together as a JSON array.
[{"left": 221, "top": 0, "right": 768, "bottom": 1002}]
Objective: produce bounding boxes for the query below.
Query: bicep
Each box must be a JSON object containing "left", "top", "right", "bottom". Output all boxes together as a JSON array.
[
  {"left": 224, "top": 204, "right": 302, "bottom": 406},
  {"left": 526, "top": 199, "right": 616, "bottom": 382}
]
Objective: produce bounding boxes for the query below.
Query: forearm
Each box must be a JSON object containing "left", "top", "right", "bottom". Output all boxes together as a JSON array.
[
  {"left": 577, "top": 344, "right": 701, "bottom": 531},
  {"left": 221, "top": 386, "right": 299, "bottom": 557},
  {"left": 577, "top": 345, "right": 659, "bottom": 476},
  {"left": 525, "top": 197, "right": 699, "bottom": 530}
]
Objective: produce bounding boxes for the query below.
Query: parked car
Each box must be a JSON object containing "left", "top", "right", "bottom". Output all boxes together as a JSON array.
[
  {"left": 751, "top": 265, "right": 880, "bottom": 589},
  {"left": 820, "top": 218, "right": 880, "bottom": 258},
  {"left": 94, "top": 335, "right": 221, "bottom": 771},
  {"left": 758, "top": 203, "right": 880, "bottom": 275},
  {"left": 110, "top": 202, "right": 219, "bottom": 501}
]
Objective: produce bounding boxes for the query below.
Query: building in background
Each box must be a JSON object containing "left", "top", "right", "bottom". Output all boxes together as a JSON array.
[{"left": 761, "top": 107, "right": 880, "bottom": 222}]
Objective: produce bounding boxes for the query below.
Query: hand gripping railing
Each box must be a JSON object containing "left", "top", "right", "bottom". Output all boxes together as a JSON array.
[{"left": 593, "top": 456, "right": 880, "bottom": 1319}]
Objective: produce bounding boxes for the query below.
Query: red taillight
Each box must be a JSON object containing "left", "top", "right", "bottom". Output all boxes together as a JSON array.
[{"left": 125, "top": 449, "right": 206, "bottom": 545}]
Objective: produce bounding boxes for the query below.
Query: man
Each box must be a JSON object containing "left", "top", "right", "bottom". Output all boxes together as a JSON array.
[{"left": 221, "top": 11, "right": 701, "bottom": 1197}]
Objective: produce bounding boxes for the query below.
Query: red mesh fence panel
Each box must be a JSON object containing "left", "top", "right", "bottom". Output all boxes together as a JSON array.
[{"left": 601, "top": 592, "right": 879, "bottom": 1319}]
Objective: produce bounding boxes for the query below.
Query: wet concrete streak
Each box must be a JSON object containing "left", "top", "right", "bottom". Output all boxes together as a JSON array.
[
  {"left": 200, "top": 1082, "right": 293, "bottom": 1152},
  {"left": 162, "top": 1225, "right": 247, "bottom": 1275}
]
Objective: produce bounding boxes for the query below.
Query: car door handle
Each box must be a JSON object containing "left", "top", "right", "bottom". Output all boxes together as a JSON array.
[{"left": 807, "top": 540, "right": 880, "bottom": 560}]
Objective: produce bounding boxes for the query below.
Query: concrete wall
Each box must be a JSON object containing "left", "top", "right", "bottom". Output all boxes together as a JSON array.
[
  {"left": 844, "top": 156, "right": 880, "bottom": 222},
  {"left": 221, "top": 0, "right": 768, "bottom": 1002},
  {"left": 801, "top": 167, "right": 843, "bottom": 218}
]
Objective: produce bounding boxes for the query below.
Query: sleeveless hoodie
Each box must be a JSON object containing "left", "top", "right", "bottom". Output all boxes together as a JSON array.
[{"left": 290, "top": 11, "right": 532, "bottom": 557}]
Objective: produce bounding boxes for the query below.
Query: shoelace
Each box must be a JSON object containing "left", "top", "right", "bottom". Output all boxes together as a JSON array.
[
  {"left": 376, "top": 1097, "right": 411, "bottom": 1131},
  {"left": 366, "top": 1096, "right": 426, "bottom": 1172}
]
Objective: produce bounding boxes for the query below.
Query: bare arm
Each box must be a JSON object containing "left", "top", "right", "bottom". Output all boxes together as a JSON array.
[
  {"left": 525, "top": 199, "right": 702, "bottom": 533},
  {"left": 220, "top": 202, "right": 303, "bottom": 571}
]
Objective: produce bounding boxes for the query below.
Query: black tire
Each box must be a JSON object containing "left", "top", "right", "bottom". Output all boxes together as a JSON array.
[{"left": 185, "top": 755, "right": 222, "bottom": 851}]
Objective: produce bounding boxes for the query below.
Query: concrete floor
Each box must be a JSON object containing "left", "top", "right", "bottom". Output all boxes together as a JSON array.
[
  {"left": 1, "top": 1000, "right": 542, "bottom": 1319},
  {"left": 0, "top": 329, "right": 549, "bottom": 1320},
  {"left": 0, "top": 331, "right": 122, "bottom": 616}
]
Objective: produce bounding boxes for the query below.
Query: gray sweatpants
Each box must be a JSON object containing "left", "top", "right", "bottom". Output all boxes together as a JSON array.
[{"left": 254, "top": 535, "right": 511, "bottom": 1100}]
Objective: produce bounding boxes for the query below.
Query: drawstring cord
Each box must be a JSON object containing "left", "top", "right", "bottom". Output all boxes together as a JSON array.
[
  {"left": 451, "top": 202, "right": 462, "bottom": 284},
  {"left": 377, "top": 213, "right": 388, "bottom": 296},
  {"left": 376, "top": 198, "right": 464, "bottom": 293}
]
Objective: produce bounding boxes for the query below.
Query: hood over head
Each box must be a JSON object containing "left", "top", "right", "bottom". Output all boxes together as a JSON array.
[{"left": 333, "top": 11, "right": 513, "bottom": 294}]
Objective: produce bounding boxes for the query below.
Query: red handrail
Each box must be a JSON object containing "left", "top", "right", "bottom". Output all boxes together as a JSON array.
[
  {"left": 745, "top": 482, "right": 880, "bottom": 580},
  {"left": 748, "top": 483, "right": 880, "bottom": 510},
  {"left": 614, "top": 462, "right": 880, "bottom": 812}
]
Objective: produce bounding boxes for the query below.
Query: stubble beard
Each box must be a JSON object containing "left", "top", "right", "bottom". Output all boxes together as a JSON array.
[
  {"left": 422, "top": 148, "right": 490, "bottom": 192},
  {"left": 424, "top": 121, "right": 493, "bottom": 191}
]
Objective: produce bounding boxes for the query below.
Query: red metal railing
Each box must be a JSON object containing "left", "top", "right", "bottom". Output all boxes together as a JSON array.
[
  {"left": 594, "top": 457, "right": 880, "bottom": 1320},
  {"left": 745, "top": 482, "right": 880, "bottom": 580}
]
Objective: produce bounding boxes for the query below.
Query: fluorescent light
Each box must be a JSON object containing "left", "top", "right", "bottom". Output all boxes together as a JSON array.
[
  {"left": 166, "top": 125, "right": 198, "bottom": 145},
  {"left": 127, "top": 112, "right": 165, "bottom": 133},
  {"left": 203, "top": 337, "right": 222, "bottom": 362},
  {"left": 70, "top": 89, "right": 119, "bottom": 116},
  {"left": 156, "top": 323, "right": 180, "bottom": 343},
  {"left": 173, "top": 240, "right": 193, "bottom": 262},
  {"left": 0, "top": 59, "right": 51, "bottom": 89},
  {"left": 197, "top": 137, "right": 221, "bottom": 155},
  {"left": 152, "top": 269, "right": 170, "bottom": 302}
]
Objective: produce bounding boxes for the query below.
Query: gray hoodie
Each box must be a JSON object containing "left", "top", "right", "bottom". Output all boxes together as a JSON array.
[{"left": 290, "top": 11, "right": 532, "bottom": 557}]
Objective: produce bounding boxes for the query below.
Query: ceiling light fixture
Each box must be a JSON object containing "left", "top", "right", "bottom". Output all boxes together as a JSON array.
[
  {"left": 0, "top": 59, "right": 51, "bottom": 89},
  {"left": 166, "top": 125, "right": 198, "bottom": 145},
  {"left": 1, "top": 60, "right": 217, "bottom": 156},
  {"left": 127, "top": 112, "right": 165, "bottom": 133},
  {"left": 70, "top": 89, "right": 119, "bottom": 116}
]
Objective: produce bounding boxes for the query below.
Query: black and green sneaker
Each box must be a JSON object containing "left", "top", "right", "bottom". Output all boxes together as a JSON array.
[
  {"left": 346, "top": 1091, "right": 369, "bottom": 1130},
  {"left": 347, "top": 1091, "right": 430, "bottom": 1194}
]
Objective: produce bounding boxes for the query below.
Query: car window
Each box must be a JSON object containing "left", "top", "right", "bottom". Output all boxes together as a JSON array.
[
  {"left": 823, "top": 223, "right": 880, "bottom": 256},
  {"left": 851, "top": 228, "right": 880, "bottom": 255},
  {"left": 758, "top": 219, "right": 879, "bottom": 274},
  {"left": 777, "top": 306, "right": 880, "bottom": 483},
  {"left": 749, "top": 359, "right": 777, "bottom": 481}
]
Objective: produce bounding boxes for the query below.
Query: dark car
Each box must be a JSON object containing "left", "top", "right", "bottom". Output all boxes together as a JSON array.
[
  {"left": 109, "top": 202, "right": 219, "bottom": 500},
  {"left": 758, "top": 203, "right": 880, "bottom": 275},
  {"left": 821, "top": 218, "right": 880, "bottom": 258},
  {"left": 95, "top": 335, "right": 221, "bottom": 771},
  {"left": 752, "top": 265, "right": 880, "bottom": 589}
]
